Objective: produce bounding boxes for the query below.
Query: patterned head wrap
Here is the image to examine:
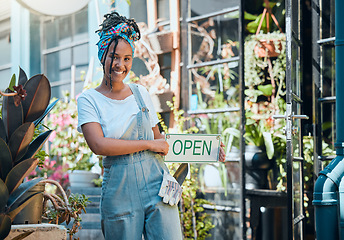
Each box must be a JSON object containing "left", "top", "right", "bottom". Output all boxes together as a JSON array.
[{"left": 97, "top": 22, "right": 140, "bottom": 62}]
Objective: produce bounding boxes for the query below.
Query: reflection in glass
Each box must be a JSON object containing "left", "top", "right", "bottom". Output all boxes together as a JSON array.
[
  {"left": 321, "top": 102, "right": 336, "bottom": 153},
  {"left": 190, "top": 15, "right": 239, "bottom": 64},
  {"left": 190, "top": 63, "right": 239, "bottom": 110},
  {"left": 321, "top": 0, "right": 335, "bottom": 39},
  {"left": 321, "top": 45, "right": 335, "bottom": 98},
  {"left": 293, "top": 161, "right": 303, "bottom": 239}
]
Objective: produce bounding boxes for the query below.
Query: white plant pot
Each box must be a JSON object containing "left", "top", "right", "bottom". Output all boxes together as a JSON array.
[{"left": 68, "top": 170, "right": 100, "bottom": 188}]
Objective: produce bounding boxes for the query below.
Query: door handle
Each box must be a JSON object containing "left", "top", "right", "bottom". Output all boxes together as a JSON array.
[
  {"left": 272, "top": 114, "right": 309, "bottom": 120},
  {"left": 291, "top": 115, "right": 309, "bottom": 120}
]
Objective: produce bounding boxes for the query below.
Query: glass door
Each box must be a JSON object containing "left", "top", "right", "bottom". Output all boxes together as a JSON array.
[{"left": 284, "top": 0, "right": 308, "bottom": 238}]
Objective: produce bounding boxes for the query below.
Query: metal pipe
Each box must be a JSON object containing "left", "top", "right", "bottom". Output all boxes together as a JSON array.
[{"left": 313, "top": 0, "right": 344, "bottom": 239}]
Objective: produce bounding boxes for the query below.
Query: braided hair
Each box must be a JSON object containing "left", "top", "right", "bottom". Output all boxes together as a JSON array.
[{"left": 96, "top": 11, "right": 141, "bottom": 89}]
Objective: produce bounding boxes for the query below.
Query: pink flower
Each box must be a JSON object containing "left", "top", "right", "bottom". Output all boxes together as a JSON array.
[{"left": 48, "top": 131, "right": 56, "bottom": 142}]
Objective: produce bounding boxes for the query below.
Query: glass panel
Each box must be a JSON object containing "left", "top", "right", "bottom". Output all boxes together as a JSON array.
[
  {"left": 0, "top": 69, "right": 11, "bottom": 90},
  {"left": 60, "top": 68, "right": 71, "bottom": 83},
  {"left": 60, "top": 48, "right": 72, "bottom": 70},
  {"left": 75, "top": 65, "right": 88, "bottom": 81},
  {"left": 74, "top": 8, "right": 88, "bottom": 41},
  {"left": 130, "top": 0, "right": 147, "bottom": 23},
  {"left": 51, "top": 83, "right": 72, "bottom": 99},
  {"left": 46, "top": 52, "right": 59, "bottom": 83},
  {"left": 59, "top": 16, "right": 72, "bottom": 45},
  {"left": 73, "top": 44, "right": 89, "bottom": 66},
  {"left": 0, "top": 35, "right": 11, "bottom": 65},
  {"left": 190, "top": 15, "right": 239, "bottom": 64},
  {"left": 190, "top": 63, "right": 239, "bottom": 110},
  {"left": 159, "top": 53, "right": 171, "bottom": 85},
  {"left": 293, "top": 161, "right": 303, "bottom": 239},
  {"left": 157, "top": 0, "right": 170, "bottom": 22},
  {"left": 321, "top": 102, "right": 336, "bottom": 153},
  {"left": 291, "top": 0, "right": 300, "bottom": 38},
  {"left": 321, "top": 45, "right": 335, "bottom": 98},
  {"left": 291, "top": 39, "right": 301, "bottom": 96},
  {"left": 43, "top": 10, "right": 89, "bottom": 99},
  {"left": 321, "top": 0, "right": 335, "bottom": 39},
  {"left": 45, "top": 20, "right": 59, "bottom": 49},
  {"left": 191, "top": 0, "right": 240, "bottom": 16}
]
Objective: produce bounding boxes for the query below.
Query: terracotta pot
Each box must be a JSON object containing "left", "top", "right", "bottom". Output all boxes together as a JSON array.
[{"left": 254, "top": 39, "right": 282, "bottom": 58}]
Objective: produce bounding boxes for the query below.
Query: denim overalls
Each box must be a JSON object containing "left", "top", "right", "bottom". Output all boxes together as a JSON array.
[{"left": 100, "top": 84, "right": 183, "bottom": 240}]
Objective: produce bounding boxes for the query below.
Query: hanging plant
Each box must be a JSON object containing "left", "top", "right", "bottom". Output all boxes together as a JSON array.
[{"left": 244, "top": 31, "right": 286, "bottom": 102}]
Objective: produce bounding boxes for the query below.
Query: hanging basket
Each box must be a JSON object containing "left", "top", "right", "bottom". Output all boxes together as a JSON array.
[{"left": 254, "top": 39, "right": 282, "bottom": 58}]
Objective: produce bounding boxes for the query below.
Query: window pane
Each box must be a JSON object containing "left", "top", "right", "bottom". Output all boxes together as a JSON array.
[
  {"left": 190, "top": 63, "right": 239, "bottom": 110},
  {"left": 191, "top": 0, "right": 240, "bottom": 16},
  {"left": 73, "top": 44, "right": 89, "bottom": 66},
  {"left": 46, "top": 52, "right": 59, "bottom": 82},
  {"left": 59, "top": 17, "right": 72, "bottom": 45},
  {"left": 0, "top": 35, "right": 11, "bottom": 65},
  {"left": 0, "top": 69, "right": 11, "bottom": 90},
  {"left": 321, "top": 45, "right": 335, "bottom": 98},
  {"left": 43, "top": 9, "right": 89, "bottom": 99},
  {"left": 130, "top": 0, "right": 147, "bottom": 23},
  {"left": 75, "top": 8, "right": 88, "bottom": 41},
  {"left": 45, "top": 20, "right": 59, "bottom": 48},
  {"left": 60, "top": 48, "right": 72, "bottom": 69},
  {"left": 190, "top": 15, "right": 239, "bottom": 64},
  {"left": 157, "top": 0, "right": 170, "bottom": 21}
]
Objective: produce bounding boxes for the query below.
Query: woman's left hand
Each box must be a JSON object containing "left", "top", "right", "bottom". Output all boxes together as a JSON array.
[{"left": 219, "top": 142, "right": 226, "bottom": 162}]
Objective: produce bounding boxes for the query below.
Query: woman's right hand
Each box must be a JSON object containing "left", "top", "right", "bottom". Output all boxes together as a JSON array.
[{"left": 149, "top": 139, "right": 169, "bottom": 156}]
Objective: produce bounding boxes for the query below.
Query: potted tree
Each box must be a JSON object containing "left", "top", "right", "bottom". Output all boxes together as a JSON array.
[{"left": 0, "top": 68, "right": 59, "bottom": 239}]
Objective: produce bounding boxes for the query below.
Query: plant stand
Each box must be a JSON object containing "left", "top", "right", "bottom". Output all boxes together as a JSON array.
[{"left": 5, "top": 223, "right": 67, "bottom": 240}]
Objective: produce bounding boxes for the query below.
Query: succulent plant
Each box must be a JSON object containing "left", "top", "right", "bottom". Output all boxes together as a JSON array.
[{"left": 0, "top": 67, "right": 58, "bottom": 239}]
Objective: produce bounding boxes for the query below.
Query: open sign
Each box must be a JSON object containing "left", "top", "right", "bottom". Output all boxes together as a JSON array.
[{"left": 164, "top": 134, "right": 221, "bottom": 162}]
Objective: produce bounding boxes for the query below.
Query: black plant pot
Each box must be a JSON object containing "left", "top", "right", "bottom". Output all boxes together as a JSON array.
[
  {"left": 227, "top": 145, "right": 273, "bottom": 189},
  {"left": 12, "top": 182, "right": 45, "bottom": 225}
]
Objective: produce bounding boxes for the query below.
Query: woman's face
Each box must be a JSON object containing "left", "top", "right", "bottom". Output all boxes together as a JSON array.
[{"left": 103, "top": 38, "right": 133, "bottom": 84}]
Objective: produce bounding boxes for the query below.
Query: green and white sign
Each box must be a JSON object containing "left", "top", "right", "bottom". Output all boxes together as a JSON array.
[{"left": 164, "top": 134, "right": 221, "bottom": 162}]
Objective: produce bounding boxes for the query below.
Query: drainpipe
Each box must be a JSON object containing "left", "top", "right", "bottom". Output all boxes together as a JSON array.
[{"left": 313, "top": 0, "right": 344, "bottom": 239}]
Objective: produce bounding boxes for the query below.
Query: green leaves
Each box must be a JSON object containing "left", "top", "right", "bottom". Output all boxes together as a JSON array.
[
  {"left": 2, "top": 90, "right": 24, "bottom": 140},
  {"left": 33, "top": 99, "right": 59, "bottom": 127},
  {"left": 18, "top": 67, "right": 28, "bottom": 86},
  {"left": 0, "top": 214, "right": 11, "bottom": 239},
  {"left": 22, "top": 74, "right": 51, "bottom": 123},
  {"left": 5, "top": 158, "right": 39, "bottom": 194},
  {"left": 7, "top": 177, "right": 43, "bottom": 210},
  {"left": 0, "top": 138, "right": 12, "bottom": 181},
  {"left": 8, "top": 122, "right": 35, "bottom": 165},
  {"left": 8, "top": 74, "right": 16, "bottom": 92},
  {"left": 0, "top": 179, "right": 9, "bottom": 211},
  {"left": 0, "top": 118, "right": 7, "bottom": 142},
  {"left": 22, "top": 130, "right": 52, "bottom": 161}
]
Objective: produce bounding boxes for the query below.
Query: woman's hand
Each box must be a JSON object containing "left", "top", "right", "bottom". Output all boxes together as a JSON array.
[
  {"left": 219, "top": 142, "right": 226, "bottom": 162},
  {"left": 149, "top": 138, "right": 169, "bottom": 156}
]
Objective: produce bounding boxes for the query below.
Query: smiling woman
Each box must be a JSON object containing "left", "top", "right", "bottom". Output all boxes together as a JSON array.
[{"left": 76, "top": 11, "right": 183, "bottom": 240}]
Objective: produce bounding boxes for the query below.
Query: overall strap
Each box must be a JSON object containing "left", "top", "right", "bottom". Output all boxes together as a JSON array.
[
  {"left": 129, "top": 83, "right": 149, "bottom": 140},
  {"left": 129, "top": 83, "right": 148, "bottom": 110}
]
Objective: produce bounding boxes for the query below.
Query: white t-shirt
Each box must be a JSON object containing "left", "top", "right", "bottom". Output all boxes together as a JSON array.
[{"left": 77, "top": 84, "right": 159, "bottom": 139}]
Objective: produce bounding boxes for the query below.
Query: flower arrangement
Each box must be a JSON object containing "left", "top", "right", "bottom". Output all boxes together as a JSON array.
[{"left": 46, "top": 92, "right": 94, "bottom": 172}]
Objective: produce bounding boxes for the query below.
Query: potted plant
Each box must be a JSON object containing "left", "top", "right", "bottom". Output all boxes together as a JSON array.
[{"left": 0, "top": 67, "right": 58, "bottom": 239}]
